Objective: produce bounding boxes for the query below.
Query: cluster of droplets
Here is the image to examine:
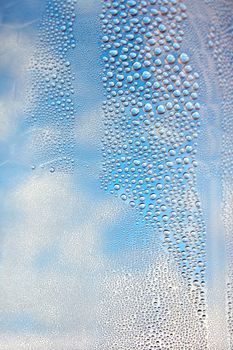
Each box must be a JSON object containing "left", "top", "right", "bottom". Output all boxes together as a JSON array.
[
  {"left": 25, "top": 0, "right": 77, "bottom": 173},
  {"left": 95, "top": 254, "right": 207, "bottom": 350},
  {"left": 100, "top": 0, "right": 206, "bottom": 325},
  {"left": 207, "top": 0, "right": 233, "bottom": 346}
]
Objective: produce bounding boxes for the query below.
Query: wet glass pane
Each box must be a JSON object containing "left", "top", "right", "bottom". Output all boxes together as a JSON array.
[{"left": 0, "top": 0, "right": 232, "bottom": 349}]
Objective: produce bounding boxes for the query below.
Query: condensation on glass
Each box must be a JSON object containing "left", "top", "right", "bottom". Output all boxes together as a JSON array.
[{"left": 0, "top": 0, "right": 232, "bottom": 349}]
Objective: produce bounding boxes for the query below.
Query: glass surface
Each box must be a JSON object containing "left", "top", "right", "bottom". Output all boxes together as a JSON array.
[{"left": 0, "top": 0, "right": 232, "bottom": 348}]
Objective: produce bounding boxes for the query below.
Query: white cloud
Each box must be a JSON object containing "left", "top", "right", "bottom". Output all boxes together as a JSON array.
[
  {"left": 75, "top": 106, "right": 103, "bottom": 148},
  {"left": 0, "top": 169, "right": 123, "bottom": 346},
  {"left": 0, "top": 28, "right": 34, "bottom": 140},
  {"left": 0, "top": 333, "right": 91, "bottom": 350}
]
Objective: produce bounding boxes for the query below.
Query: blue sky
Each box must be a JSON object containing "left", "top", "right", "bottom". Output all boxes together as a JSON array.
[{"left": 0, "top": 0, "right": 229, "bottom": 348}]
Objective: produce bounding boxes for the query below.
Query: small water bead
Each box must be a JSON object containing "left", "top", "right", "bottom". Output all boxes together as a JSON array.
[
  {"left": 157, "top": 104, "right": 166, "bottom": 114},
  {"left": 127, "top": 0, "right": 137, "bottom": 7},
  {"left": 192, "top": 111, "right": 200, "bottom": 120},
  {"left": 186, "top": 145, "right": 193, "bottom": 153},
  {"left": 131, "top": 107, "right": 140, "bottom": 116},
  {"left": 25, "top": 0, "right": 77, "bottom": 172},
  {"left": 133, "top": 159, "right": 141, "bottom": 166},
  {"left": 60, "top": 25, "right": 66, "bottom": 32},
  {"left": 143, "top": 16, "right": 151, "bottom": 24},
  {"left": 142, "top": 71, "right": 152, "bottom": 80},
  {"left": 160, "top": 6, "right": 169, "bottom": 15},
  {"left": 139, "top": 203, "right": 146, "bottom": 210},
  {"left": 100, "top": 0, "right": 206, "bottom": 330},
  {"left": 179, "top": 53, "right": 190, "bottom": 64},
  {"left": 110, "top": 49, "right": 119, "bottom": 57},
  {"left": 144, "top": 103, "right": 153, "bottom": 112},
  {"left": 154, "top": 47, "right": 162, "bottom": 56},
  {"left": 121, "top": 194, "right": 127, "bottom": 201},
  {"left": 150, "top": 193, "right": 157, "bottom": 200},
  {"left": 153, "top": 81, "right": 161, "bottom": 89},
  {"left": 169, "top": 149, "right": 176, "bottom": 156},
  {"left": 166, "top": 102, "right": 173, "bottom": 110},
  {"left": 165, "top": 54, "right": 176, "bottom": 64},
  {"left": 133, "top": 61, "right": 142, "bottom": 70},
  {"left": 156, "top": 183, "right": 163, "bottom": 190},
  {"left": 185, "top": 101, "right": 194, "bottom": 111},
  {"left": 114, "top": 184, "right": 121, "bottom": 190}
]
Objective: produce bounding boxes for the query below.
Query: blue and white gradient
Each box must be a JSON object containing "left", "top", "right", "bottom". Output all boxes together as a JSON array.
[{"left": 0, "top": 0, "right": 232, "bottom": 349}]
